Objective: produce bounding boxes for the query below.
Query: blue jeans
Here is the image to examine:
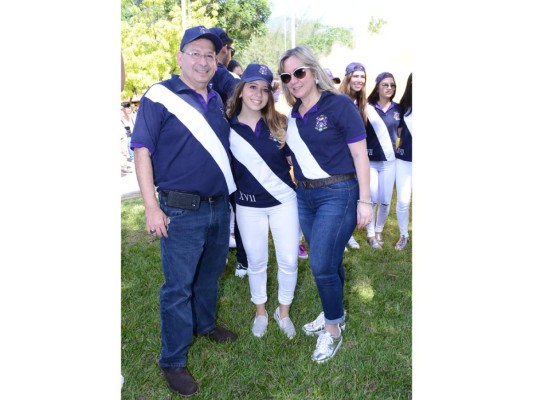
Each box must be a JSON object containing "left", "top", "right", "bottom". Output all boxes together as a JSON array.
[
  {"left": 297, "top": 178, "right": 358, "bottom": 325},
  {"left": 158, "top": 193, "right": 231, "bottom": 368}
]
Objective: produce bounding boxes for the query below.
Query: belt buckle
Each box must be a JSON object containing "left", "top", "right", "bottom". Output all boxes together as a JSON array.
[{"left": 207, "top": 196, "right": 216, "bottom": 203}]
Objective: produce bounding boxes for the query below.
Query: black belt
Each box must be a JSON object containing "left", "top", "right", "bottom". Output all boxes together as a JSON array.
[
  {"left": 160, "top": 190, "right": 225, "bottom": 210},
  {"left": 297, "top": 173, "right": 355, "bottom": 189},
  {"left": 161, "top": 191, "right": 225, "bottom": 202}
]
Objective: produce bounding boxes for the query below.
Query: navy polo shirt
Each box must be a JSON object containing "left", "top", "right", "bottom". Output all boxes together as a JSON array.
[
  {"left": 366, "top": 102, "right": 401, "bottom": 162},
  {"left": 229, "top": 115, "right": 295, "bottom": 208},
  {"left": 287, "top": 91, "right": 366, "bottom": 182},
  {"left": 396, "top": 109, "right": 412, "bottom": 162},
  {"left": 209, "top": 63, "right": 240, "bottom": 105},
  {"left": 130, "top": 74, "right": 234, "bottom": 196}
]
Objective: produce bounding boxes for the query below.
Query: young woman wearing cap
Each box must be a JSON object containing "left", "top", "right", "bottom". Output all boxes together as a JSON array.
[
  {"left": 226, "top": 63, "right": 300, "bottom": 339},
  {"left": 365, "top": 72, "right": 402, "bottom": 249},
  {"left": 278, "top": 46, "right": 371, "bottom": 363},
  {"left": 395, "top": 73, "right": 412, "bottom": 250},
  {"left": 338, "top": 61, "right": 370, "bottom": 250}
]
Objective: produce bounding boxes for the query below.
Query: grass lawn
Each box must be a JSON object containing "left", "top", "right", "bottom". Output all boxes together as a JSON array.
[{"left": 121, "top": 194, "right": 412, "bottom": 399}]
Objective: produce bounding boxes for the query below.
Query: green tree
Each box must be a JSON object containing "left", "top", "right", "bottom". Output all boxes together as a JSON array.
[
  {"left": 121, "top": 0, "right": 271, "bottom": 99},
  {"left": 216, "top": 0, "right": 271, "bottom": 48},
  {"left": 300, "top": 24, "right": 353, "bottom": 56},
  {"left": 368, "top": 16, "right": 387, "bottom": 35},
  {"left": 238, "top": 20, "right": 354, "bottom": 71}
]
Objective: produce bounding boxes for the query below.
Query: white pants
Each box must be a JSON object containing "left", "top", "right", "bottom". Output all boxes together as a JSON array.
[
  {"left": 236, "top": 197, "right": 299, "bottom": 305},
  {"left": 395, "top": 159, "right": 412, "bottom": 237},
  {"left": 367, "top": 159, "right": 396, "bottom": 237},
  {"left": 229, "top": 205, "right": 235, "bottom": 235}
]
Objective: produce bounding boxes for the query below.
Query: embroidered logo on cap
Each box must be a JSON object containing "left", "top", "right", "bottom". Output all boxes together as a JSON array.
[
  {"left": 315, "top": 115, "right": 328, "bottom": 132},
  {"left": 259, "top": 65, "right": 269, "bottom": 76}
]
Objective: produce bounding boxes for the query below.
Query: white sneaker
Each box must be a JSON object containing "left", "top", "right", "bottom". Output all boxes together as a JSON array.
[
  {"left": 235, "top": 263, "right": 248, "bottom": 278},
  {"left": 302, "top": 311, "right": 346, "bottom": 336},
  {"left": 274, "top": 307, "right": 296, "bottom": 339},
  {"left": 229, "top": 234, "right": 237, "bottom": 248},
  {"left": 312, "top": 331, "right": 343, "bottom": 363},
  {"left": 347, "top": 236, "right": 360, "bottom": 249},
  {"left": 252, "top": 313, "right": 268, "bottom": 338}
]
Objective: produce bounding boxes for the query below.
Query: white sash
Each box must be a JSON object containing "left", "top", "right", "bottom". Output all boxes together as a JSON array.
[
  {"left": 368, "top": 105, "right": 396, "bottom": 161},
  {"left": 286, "top": 117, "right": 330, "bottom": 179},
  {"left": 229, "top": 128, "right": 294, "bottom": 204},
  {"left": 146, "top": 84, "right": 236, "bottom": 193}
]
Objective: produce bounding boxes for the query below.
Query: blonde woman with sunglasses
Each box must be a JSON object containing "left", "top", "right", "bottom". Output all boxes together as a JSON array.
[{"left": 278, "top": 46, "right": 371, "bottom": 363}]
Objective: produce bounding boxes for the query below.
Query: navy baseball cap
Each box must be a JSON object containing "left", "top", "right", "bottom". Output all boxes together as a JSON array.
[
  {"left": 209, "top": 27, "right": 233, "bottom": 45},
  {"left": 180, "top": 25, "right": 223, "bottom": 53},
  {"left": 324, "top": 68, "right": 341, "bottom": 84},
  {"left": 241, "top": 64, "right": 273, "bottom": 87},
  {"left": 345, "top": 62, "right": 366, "bottom": 76},
  {"left": 376, "top": 72, "right": 395, "bottom": 83}
]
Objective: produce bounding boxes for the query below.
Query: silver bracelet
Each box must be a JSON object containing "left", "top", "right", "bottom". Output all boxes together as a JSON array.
[{"left": 357, "top": 199, "right": 373, "bottom": 205}]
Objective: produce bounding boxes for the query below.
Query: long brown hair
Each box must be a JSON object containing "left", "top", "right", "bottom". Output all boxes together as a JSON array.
[
  {"left": 226, "top": 81, "right": 288, "bottom": 148},
  {"left": 339, "top": 70, "right": 368, "bottom": 126}
]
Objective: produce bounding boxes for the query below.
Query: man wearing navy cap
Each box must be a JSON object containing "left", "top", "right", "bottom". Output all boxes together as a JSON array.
[
  {"left": 208, "top": 27, "right": 240, "bottom": 105},
  {"left": 130, "top": 25, "right": 237, "bottom": 397}
]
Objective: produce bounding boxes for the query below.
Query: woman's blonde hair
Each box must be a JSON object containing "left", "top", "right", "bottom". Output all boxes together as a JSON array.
[{"left": 277, "top": 46, "right": 339, "bottom": 107}]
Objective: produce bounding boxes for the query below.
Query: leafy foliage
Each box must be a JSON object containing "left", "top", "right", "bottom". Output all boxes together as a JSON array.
[
  {"left": 217, "top": 0, "right": 271, "bottom": 48},
  {"left": 301, "top": 25, "right": 353, "bottom": 57},
  {"left": 236, "top": 20, "right": 354, "bottom": 72},
  {"left": 368, "top": 16, "right": 387, "bottom": 35},
  {"left": 121, "top": 0, "right": 270, "bottom": 99}
]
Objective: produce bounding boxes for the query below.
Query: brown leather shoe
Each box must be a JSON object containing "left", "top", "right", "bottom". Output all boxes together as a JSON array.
[
  {"left": 160, "top": 367, "right": 198, "bottom": 397},
  {"left": 205, "top": 325, "right": 237, "bottom": 343}
]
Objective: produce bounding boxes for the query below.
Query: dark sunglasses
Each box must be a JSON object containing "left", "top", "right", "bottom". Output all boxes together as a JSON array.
[
  {"left": 280, "top": 67, "right": 311, "bottom": 84},
  {"left": 227, "top": 45, "right": 235, "bottom": 56}
]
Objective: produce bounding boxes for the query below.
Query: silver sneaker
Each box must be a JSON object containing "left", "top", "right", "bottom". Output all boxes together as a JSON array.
[
  {"left": 367, "top": 237, "right": 383, "bottom": 250},
  {"left": 375, "top": 232, "right": 384, "bottom": 246},
  {"left": 312, "top": 331, "right": 343, "bottom": 363},
  {"left": 302, "top": 311, "right": 346, "bottom": 336},
  {"left": 395, "top": 235, "right": 408, "bottom": 250},
  {"left": 347, "top": 236, "right": 360, "bottom": 249},
  {"left": 252, "top": 313, "right": 268, "bottom": 338},
  {"left": 274, "top": 307, "right": 296, "bottom": 339}
]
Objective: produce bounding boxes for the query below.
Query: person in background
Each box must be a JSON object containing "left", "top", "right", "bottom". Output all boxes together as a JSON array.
[
  {"left": 207, "top": 26, "right": 248, "bottom": 277},
  {"left": 208, "top": 27, "right": 240, "bottom": 105},
  {"left": 338, "top": 62, "right": 371, "bottom": 250},
  {"left": 121, "top": 101, "right": 135, "bottom": 161},
  {"left": 130, "top": 26, "right": 237, "bottom": 397},
  {"left": 120, "top": 52, "right": 132, "bottom": 174},
  {"left": 278, "top": 46, "right": 371, "bottom": 363},
  {"left": 227, "top": 63, "right": 299, "bottom": 339},
  {"left": 298, "top": 229, "right": 309, "bottom": 259},
  {"left": 394, "top": 73, "right": 412, "bottom": 250},
  {"left": 228, "top": 59, "right": 243, "bottom": 77},
  {"left": 323, "top": 68, "right": 341, "bottom": 85},
  {"left": 365, "top": 72, "right": 401, "bottom": 249}
]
